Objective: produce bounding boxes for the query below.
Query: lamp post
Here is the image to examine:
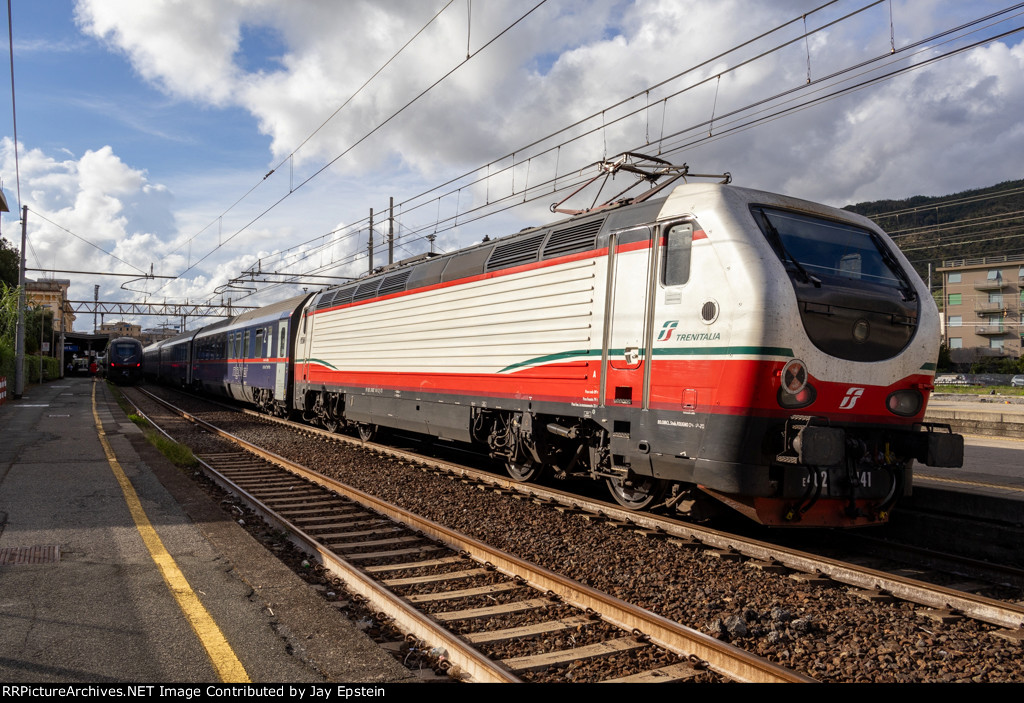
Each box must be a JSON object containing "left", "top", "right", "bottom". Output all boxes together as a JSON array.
[{"left": 38, "top": 304, "right": 43, "bottom": 384}]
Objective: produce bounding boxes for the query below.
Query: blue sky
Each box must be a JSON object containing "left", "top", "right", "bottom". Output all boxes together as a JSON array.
[{"left": 2, "top": 1, "right": 1023, "bottom": 331}]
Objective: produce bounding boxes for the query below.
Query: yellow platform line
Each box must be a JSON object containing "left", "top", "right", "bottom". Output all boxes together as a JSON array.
[
  {"left": 91, "top": 383, "right": 250, "bottom": 683},
  {"left": 915, "top": 472, "right": 1024, "bottom": 494}
]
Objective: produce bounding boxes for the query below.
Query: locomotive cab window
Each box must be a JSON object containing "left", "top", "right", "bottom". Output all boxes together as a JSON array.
[
  {"left": 752, "top": 206, "right": 911, "bottom": 294},
  {"left": 662, "top": 222, "right": 694, "bottom": 287},
  {"left": 752, "top": 205, "right": 920, "bottom": 363}
]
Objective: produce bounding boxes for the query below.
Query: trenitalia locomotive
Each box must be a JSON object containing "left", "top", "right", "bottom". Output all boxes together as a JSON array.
[
  {"left": 145, "top": 180, "right": 963, "bottom": 526},
  {"left": 103, "top": 337, "right": 144, "bottom": 384}
]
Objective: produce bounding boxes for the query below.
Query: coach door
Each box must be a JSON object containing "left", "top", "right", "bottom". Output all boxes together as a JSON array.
[
  {"left": 275, "top": 320, "right": 288, "bottom": 400},
  {"left": 602, "top": 225, "right": 655, "bottom": 408}
]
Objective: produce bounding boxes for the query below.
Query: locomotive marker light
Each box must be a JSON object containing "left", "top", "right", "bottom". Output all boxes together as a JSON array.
[{"left": 780, "top": 358, "right": 808, "bottom": 394}]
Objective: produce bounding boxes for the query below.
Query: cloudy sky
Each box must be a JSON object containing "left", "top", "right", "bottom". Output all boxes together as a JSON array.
[{"left": 1, "top": 0, "right": 1022, "bottom": 332}]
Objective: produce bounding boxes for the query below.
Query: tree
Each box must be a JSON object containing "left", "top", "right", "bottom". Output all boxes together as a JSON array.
[
  {"left": 24, "top": 306, "right": 54, "bottom": 356},
  {"left": 0, "top": 236, "right": 18, "bottom": 288}
]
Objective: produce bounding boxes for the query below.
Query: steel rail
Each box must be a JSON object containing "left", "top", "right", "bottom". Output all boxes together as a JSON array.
[
  {"left": 217, "top": 396, "right": 1024, "bottom": 632},
  {"left": 127, "top": 390, "right": 519, "bottom": 683},
  {"left": 135, "top": 388, "right": 811, "bottom": 684}
]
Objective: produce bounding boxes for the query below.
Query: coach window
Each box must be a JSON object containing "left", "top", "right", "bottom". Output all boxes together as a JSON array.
[{"left": 662, "top": 222, "right": 694, "bottom": 287}]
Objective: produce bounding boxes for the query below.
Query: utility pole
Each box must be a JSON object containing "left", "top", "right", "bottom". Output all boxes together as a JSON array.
[
  {"left": 388, "top": 197, "right": 394, "bottom": 265},
  {"left": 368, "top": 208, "right": 374, "bottom": 274},
  {"left": 14, "top": 206, "right": 27, "bottom": 398}
]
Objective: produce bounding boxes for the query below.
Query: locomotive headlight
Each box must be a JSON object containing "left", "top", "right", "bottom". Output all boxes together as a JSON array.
[
  {"left": 886, "top": 389, "right": 923, "bottom": 417},
  {"left": 852, "top": 319, "right": 870, "bottom": 343}
]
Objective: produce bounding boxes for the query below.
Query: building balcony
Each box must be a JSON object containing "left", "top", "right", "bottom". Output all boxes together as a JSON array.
[
  {"left": 975, "top": 347, "right": 1010, "bottom": 357},
  {"left": 976, "top": 325, "right": 1007, "bottom": 335},
  {"left": 974, "top": 279, "right": 1006, "bottom": 291},
  {"left": 975, "top": 301, "right": 1007, "bottom": 314}
]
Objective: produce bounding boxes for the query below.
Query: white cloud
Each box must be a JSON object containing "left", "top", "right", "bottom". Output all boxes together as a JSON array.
[{"left": 3, "top": 0, "right": 1018, "bottom": 331}]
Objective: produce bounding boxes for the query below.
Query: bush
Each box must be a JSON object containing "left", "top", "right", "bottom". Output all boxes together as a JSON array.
[
  {"left": 0, "top": 343, "right": 12, "bottom": 383},
  {"left": 23, "top": 354, "right": 60, "bottom": 384}
]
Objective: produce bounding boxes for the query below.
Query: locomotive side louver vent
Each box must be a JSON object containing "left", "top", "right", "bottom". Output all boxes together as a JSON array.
[
  {"left": 485, "top": 232, "right": 547, "bottom": 272},
  {"left": 332, "top": 286, "right": 356, "bottom": 307},
  {"left": 352, "top": 280, "right": 382, "bottom": 301},
  {"left": 377, "top": 270, "right": 411, "bottom": 296},
  {"left": 542, "top": 218, "right": 604, "bottom": 258},
  {"left": 316, "top": 289, "right": 341, "bottom": 309}
]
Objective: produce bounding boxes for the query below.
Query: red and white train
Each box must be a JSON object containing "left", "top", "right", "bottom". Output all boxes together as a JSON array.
[{"left": 146, "top": 180, "right": 963, "bottom": 527}]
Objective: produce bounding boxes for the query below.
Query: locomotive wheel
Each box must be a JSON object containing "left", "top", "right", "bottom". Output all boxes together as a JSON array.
[
  {"left": 606, "top": 475, "right": 668, "bottom": 510},
  {"left": 322, "top": 416, "right": 340, "bottom": 433},
  {"left": 505, "top": 456, "right": 543, "bottom": 483},
  {"left": 357, "top": 423, "right": 378, "bottom": 442}
]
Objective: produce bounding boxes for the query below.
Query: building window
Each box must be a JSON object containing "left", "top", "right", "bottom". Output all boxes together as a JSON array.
[
  {"left": 950, "top": 338, "right": 963, "bottom": 349},
  {"left": 987, "top": 269, "right": 1001, "bottom": 281},
  {"left": 989, "top": 292, "right": 1002, "bottom": 304},
  {"left": 948, "top": 273, "right": 961, "bottom": 283},
  {"left": 948, "top": 293, "right": 961, "bottom": 306},
  {"left": 990, "top": 338, "right": 1004, "bottom": 350},
  {"left": 949, "top": 315, "right": 962, "bottom": 327}
]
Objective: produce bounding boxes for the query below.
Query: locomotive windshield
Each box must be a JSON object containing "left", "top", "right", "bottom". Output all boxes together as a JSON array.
[
  {"left": 751, "top": 205, "right": 920, "bottom": 362},
  {"left": 753, "top": 207, "right": 913, "bottom": 297},
  {"left": 112, "top": 342, "right": 139, "bottom": 360}
]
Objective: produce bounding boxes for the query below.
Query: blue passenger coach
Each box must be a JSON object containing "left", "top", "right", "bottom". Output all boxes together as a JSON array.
[
  {"left": 144, "top": 329, "right": 198, "bottom": 388},
  {"left": 192, "top": 294, "right": 311, "bottom": 415}
]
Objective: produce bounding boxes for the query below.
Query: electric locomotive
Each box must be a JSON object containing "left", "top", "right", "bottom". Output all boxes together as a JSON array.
[
  {"left": 104, "top": 337, "right": 145, "bottom": 385},
  {"left": 291, "top": 178, "right": 962, "bottom": 527}
]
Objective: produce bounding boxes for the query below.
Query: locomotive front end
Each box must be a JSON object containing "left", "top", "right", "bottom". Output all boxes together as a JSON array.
[{"left": 686, "top": 190, "right": 964, "bottom": 526}]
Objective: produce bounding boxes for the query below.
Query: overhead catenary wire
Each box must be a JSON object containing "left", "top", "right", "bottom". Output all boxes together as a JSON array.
[
  {"left": 5, "top": 0, "right": 20, "bottom": 212},
  {"left": 287, "top": 6, "right": 1024, "bottom": 296},
  {"left": 251, "top": 1, "right": 1024, "bottom": 295},
  {"left": 153, "top": 0, "right": 551, "bottom": 300},
  {"left": 21, "top": 3, "right": 1024, "bottom": 317},
  {"left": 161, "top": 0, "right": 459, "bottom": 268},
  {"left": 180, "top": 0, "right": 860, "bottom": 304}
]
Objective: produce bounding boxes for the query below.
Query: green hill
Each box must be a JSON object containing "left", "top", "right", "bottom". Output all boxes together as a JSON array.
[{"left": 844, "top": 179, "right": 1024, "bottom": 285}]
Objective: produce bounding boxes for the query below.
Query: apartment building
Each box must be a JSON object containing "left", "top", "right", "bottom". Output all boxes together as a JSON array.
[
  {"left": 938, "top": 255, "right": 1024, "bottom": 363},
  {"left": 25, "top": 278, "right": 76, "bottom": 333},
  {"left": 98, "top": 320, "right": 142, "bottom": 338}
]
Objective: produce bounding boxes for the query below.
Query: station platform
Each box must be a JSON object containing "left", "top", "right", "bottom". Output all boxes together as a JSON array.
[
  {"left": 0, "top": 377, "right": 412, "bottom": 684},
  {"left": 921, "top": 395, "right": 1024, "bottom": 510}
]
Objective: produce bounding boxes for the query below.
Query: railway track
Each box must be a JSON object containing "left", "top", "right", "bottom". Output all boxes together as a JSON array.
[
  {"left": 123, "top": 385, "right": 1024, "bottom": 682},
  {"left": 123, "top": 386, "right": 809, "bottom": 684}
]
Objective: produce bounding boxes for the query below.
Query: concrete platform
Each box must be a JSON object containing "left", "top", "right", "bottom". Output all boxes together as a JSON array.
[
  {"left": 0, "top": 377, "right": 412, "bottom": 684},
  {"left": 926, "top": 395, "right": 1024, "bottom": 438}
]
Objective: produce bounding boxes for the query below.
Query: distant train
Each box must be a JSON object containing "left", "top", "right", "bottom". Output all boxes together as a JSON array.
[
  {"left": 104, "top": 337, "right": 144, "bottom": 384},
  {"left": 145, "top": 181, "right": 963, "bottom": 526}
]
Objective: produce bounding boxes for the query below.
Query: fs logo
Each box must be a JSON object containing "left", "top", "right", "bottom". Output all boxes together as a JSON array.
[
  {"left": 839, "top": 387, "right": 865, "bottom": 410},
  {"left": 657, "top": 320, "right": 679, "bottom": 342}
]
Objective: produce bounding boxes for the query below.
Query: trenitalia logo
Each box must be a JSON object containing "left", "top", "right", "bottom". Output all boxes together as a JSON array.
[
  {"left": 839, "top": 387, "right": 865, "bottom": 410},
  {"left": 657, "top": 320, "right": 679, "bottom": 342}
]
